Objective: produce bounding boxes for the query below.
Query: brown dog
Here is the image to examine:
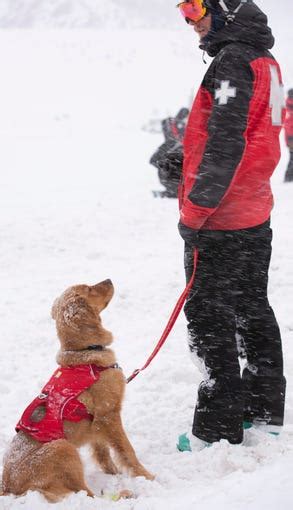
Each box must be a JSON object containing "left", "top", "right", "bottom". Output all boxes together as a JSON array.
[{"left": 2, "top": 279, "right": 154, "bottom": 502}]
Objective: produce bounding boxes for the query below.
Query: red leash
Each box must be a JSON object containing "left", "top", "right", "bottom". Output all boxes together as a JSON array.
[{"left": 126, "top": 249, "right": 198, "bottom": 383}]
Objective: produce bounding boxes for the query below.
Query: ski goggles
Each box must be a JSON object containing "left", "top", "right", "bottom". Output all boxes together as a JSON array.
[{"left": 177, "top": 0, "right": 207, "bottom": 24}]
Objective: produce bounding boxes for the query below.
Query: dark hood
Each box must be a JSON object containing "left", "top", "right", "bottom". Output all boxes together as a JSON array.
[{"left": 201, "top": 1, "right": 275, "bottom": 57}]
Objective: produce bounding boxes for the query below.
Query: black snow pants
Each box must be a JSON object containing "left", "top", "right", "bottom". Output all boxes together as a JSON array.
[{"left": 184, "top": 220, "right": 286, "bottom": 444}]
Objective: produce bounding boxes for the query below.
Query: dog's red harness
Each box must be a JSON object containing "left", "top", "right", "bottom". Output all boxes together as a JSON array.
[{"left": 16, "top": 364, "right": 113, "bottom": 443}]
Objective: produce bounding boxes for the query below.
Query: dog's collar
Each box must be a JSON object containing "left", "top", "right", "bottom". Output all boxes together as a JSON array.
[
  {"left": 86, "top": 345, "right": 105, "bottom": 351},
  {"left": 65, "top": 345, "right": 106, "bottom": 352}
]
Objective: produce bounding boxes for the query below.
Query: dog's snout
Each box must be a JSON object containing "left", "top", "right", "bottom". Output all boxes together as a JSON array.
[
  {"left": 99, "top": 279, "right": 113, "bottom": 287},
  {"left": 92, "top": 279, "right": 113, "bottom": 290}
]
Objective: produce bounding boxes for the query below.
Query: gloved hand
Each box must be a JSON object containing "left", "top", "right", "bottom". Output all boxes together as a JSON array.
[{"left": 178, "top": 222, "right": 200, "bottom": 246}]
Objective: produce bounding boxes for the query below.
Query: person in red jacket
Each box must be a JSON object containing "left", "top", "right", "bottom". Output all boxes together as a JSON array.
[
  {"left": 175, "top": 0, "right": 286, "bottom": 451},
  {"left": 284, "top": 89, "right": 293, "bottom": 182}
]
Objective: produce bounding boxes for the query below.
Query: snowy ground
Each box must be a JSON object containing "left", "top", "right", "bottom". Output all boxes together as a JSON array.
[{"left": 0, "top": 26, "right": 293, "bottom": 510}]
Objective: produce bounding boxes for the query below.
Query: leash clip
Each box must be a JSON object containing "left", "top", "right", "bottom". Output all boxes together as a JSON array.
[{"left": 126, "top": 369, "right": 140, "bottom": 384}]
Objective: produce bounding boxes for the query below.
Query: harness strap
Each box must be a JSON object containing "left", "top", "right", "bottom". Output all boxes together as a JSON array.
[
  {"left": 219, "top": 0, "right": 247, "bottom": 22},
  {"left": 126, "top": 248, "right": 198, "bottom": 383}
]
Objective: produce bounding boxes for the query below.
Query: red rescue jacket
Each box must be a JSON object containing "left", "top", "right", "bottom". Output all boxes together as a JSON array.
[
  {"left": 284, "top": 96, "right": 293, "bottom": 147},
  {"left": 16, "top": 364, "right": 114, "bottom": 443},
  {"left": 179, "top": 4, "right": 285, "bottom": 231}
]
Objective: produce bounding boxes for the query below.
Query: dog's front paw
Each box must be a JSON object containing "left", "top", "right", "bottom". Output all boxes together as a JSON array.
[
  {"left": 144, "top": 471, "right": 155, "bottom": 481},
  {"left": 132, "top": 467, "right": 155, "bottom": 480},
  {"left": 117, "top": 490, "right": 135, "bottom": 500}
]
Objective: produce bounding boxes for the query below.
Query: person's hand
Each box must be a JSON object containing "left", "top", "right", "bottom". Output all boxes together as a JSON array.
[{"left": 178, "top": 222, "right": 199, "bottom": 246}]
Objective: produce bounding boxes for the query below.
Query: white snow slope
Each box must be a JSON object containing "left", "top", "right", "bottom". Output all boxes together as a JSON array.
[
  {"left": 0, "top": 0, "right": 291, "bottom": 30},
  {"left": 1, "top": 2, "right": 293, "bottom": 510},
  {"left": 0, "top": 0, "right": 180, "bottom": 28}
]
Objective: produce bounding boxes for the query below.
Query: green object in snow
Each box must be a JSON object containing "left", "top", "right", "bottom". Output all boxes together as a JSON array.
[
  {"left": 243, "top": 421, "right": 253, "bottom": 430},
  {"left": 177, "top": 432, "right": 192, "bottom": 452}
]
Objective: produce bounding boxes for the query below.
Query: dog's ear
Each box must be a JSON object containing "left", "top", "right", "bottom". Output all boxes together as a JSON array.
[{"left": 61, "top": 295, "right": 96, "bottom": 332}]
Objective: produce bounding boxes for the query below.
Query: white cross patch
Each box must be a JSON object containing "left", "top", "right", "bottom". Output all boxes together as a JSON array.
[
  {"left": 215, "top": 80, "right": 237, "bottom": 105},
  {"left": 269, "top": 65, "right": 285, "bottom": 126}
]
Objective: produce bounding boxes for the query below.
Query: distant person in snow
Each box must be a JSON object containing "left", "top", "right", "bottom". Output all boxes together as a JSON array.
[
  {"left": 175, "top": 0, "right": 286, "bottom": 451},
  {"left": 149, "top": 107, "right": 189, "bottom": 198},
  {"left": 284, "top": 89, "right": 293, "bottom": 182}
]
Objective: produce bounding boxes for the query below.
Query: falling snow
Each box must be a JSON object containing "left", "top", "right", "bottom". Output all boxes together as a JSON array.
[{"left": 1, "top": 1, "right": 293, "bottom": 509}]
